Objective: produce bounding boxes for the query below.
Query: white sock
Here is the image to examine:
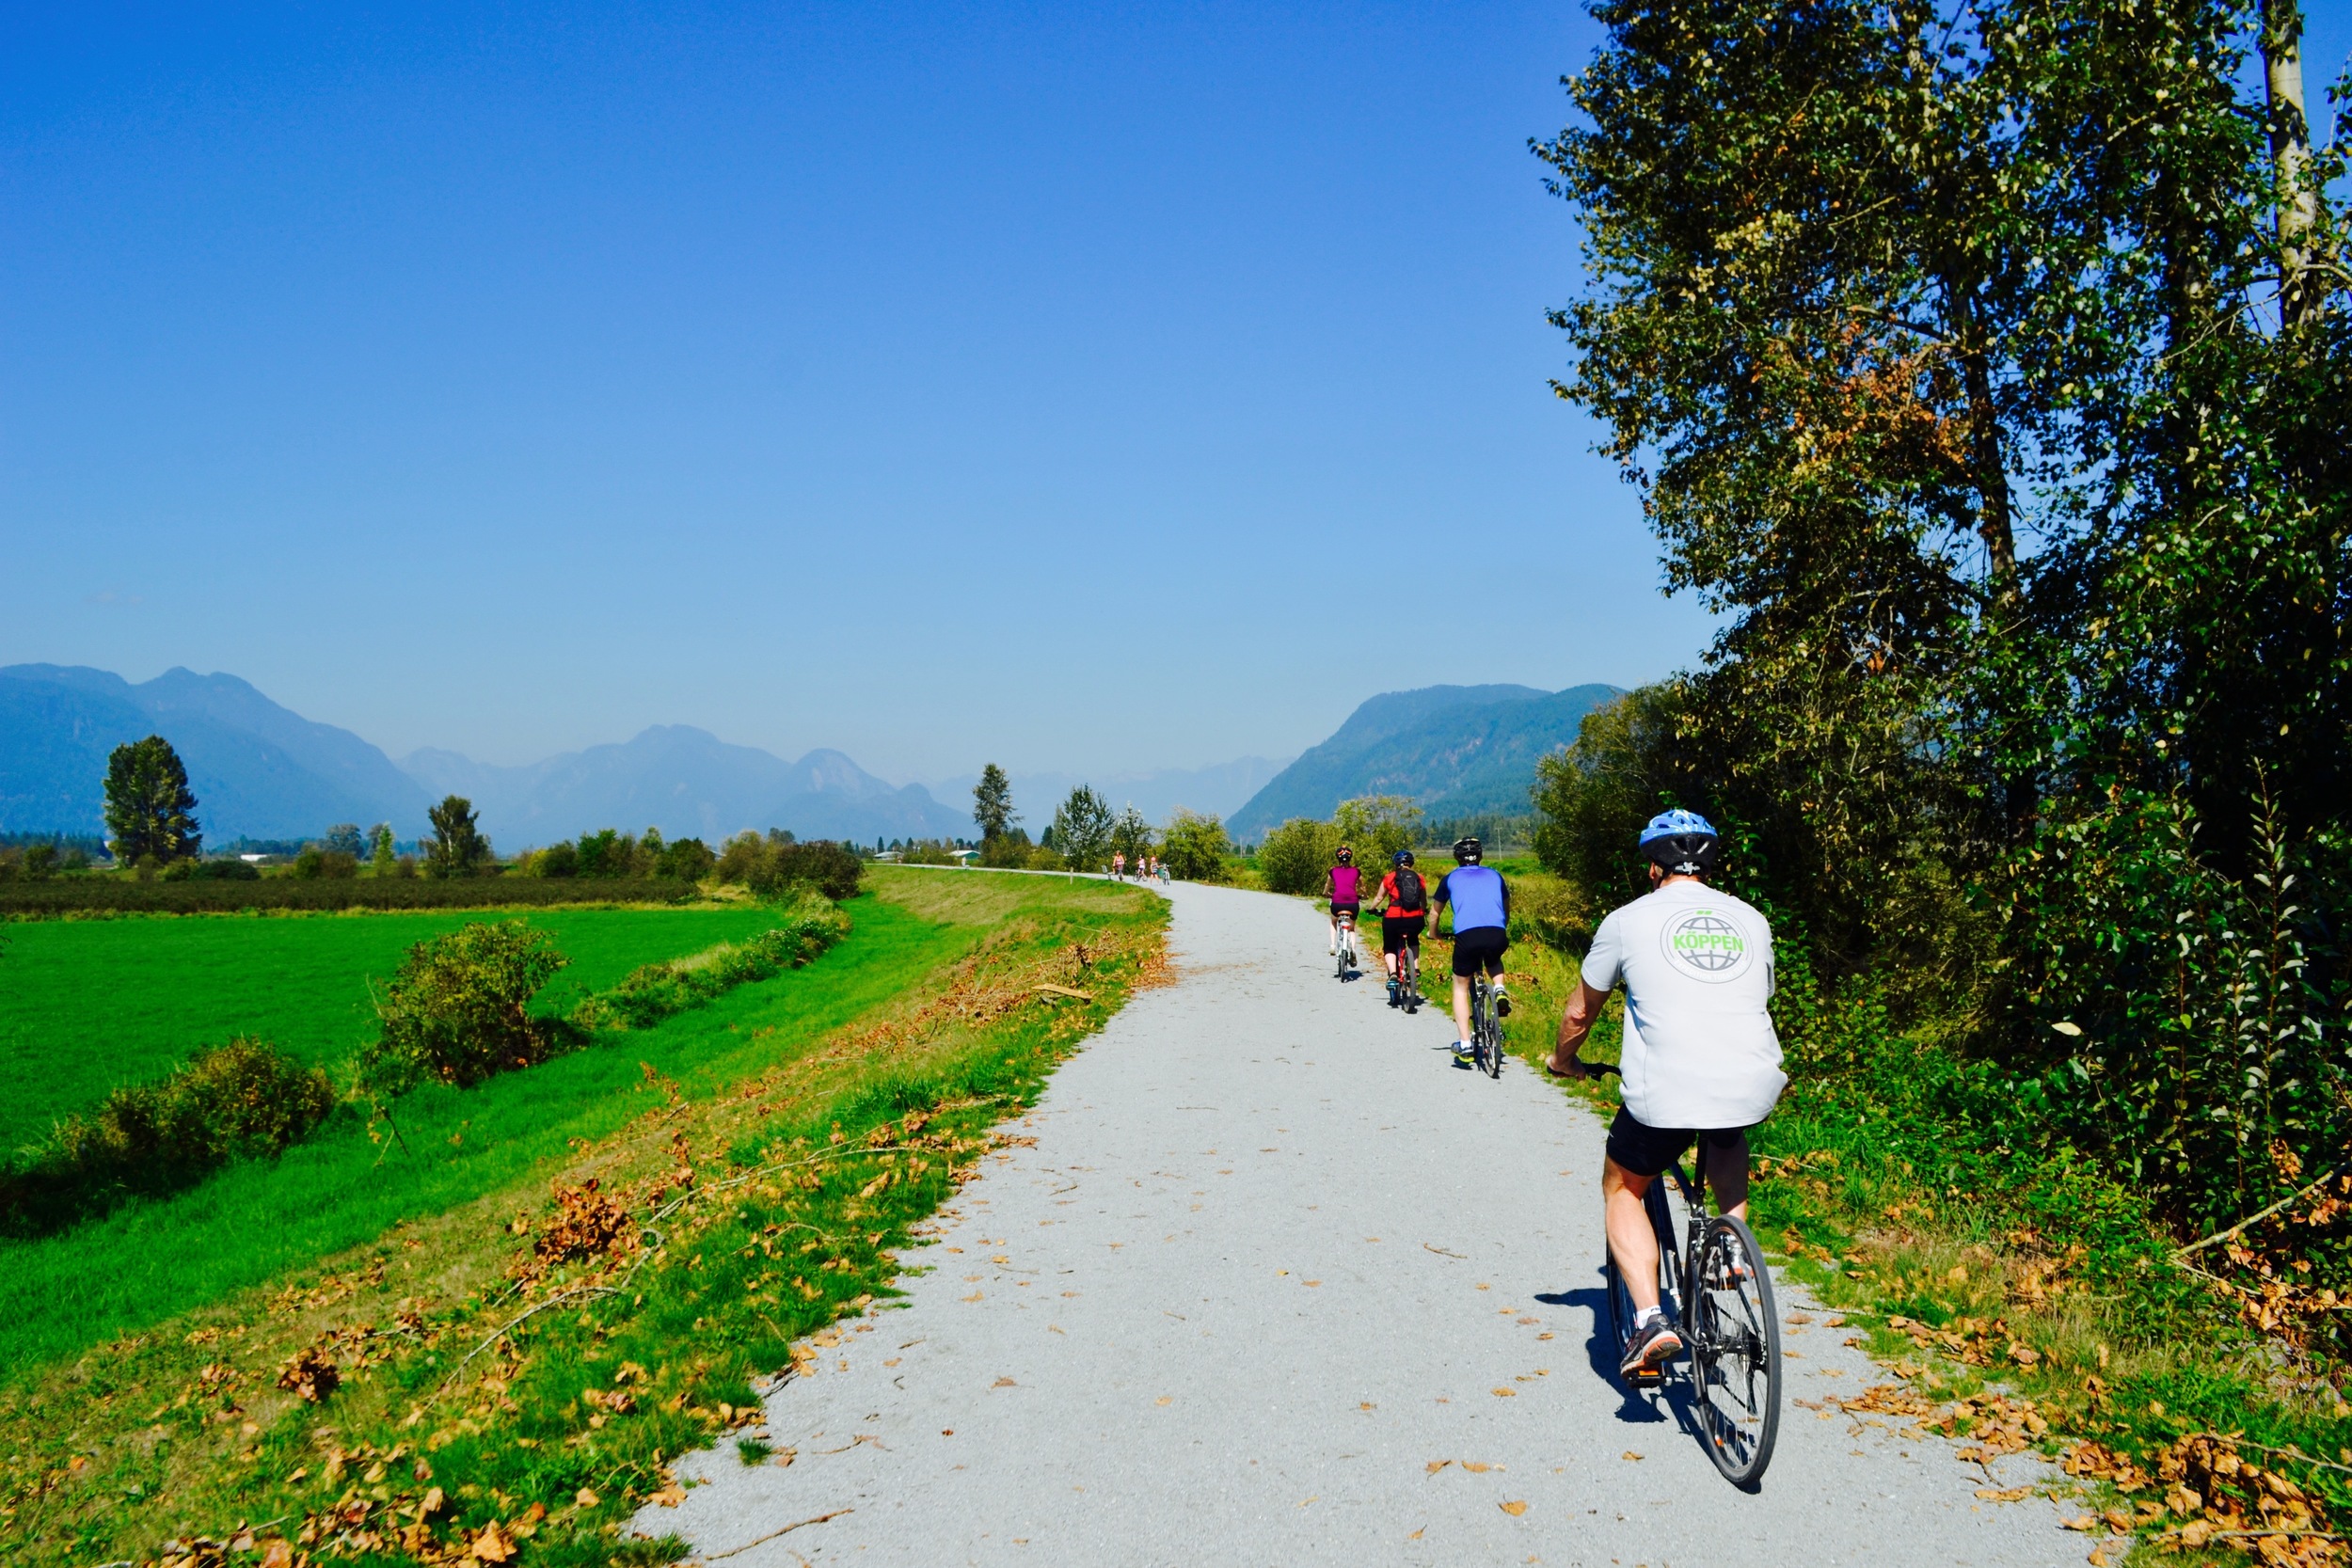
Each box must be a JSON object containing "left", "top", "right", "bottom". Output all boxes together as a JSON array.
[{"left": 1635, "top": 1306, "right": 1661, "bottom": 1330}]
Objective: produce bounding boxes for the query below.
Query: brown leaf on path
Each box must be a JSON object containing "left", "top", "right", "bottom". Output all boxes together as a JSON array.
[
  {"left": 1975, "top": 1486, "right": 2032, "bottom": 1502},
  {"left": 1491, "top": 1387, "right": 1516, "bottom": 1398},
  {"left": 1622, "top": 1451, "right": 1643, "bottom": 1462},
  {"left": 1461, "top": 1461, "right": 1491, "bottom": 1473},
  {"left": 1156, "top": 1397, "right": 1172, "bottom": 1405},
  {"left": 1426, "top": 1460, "right": 1451, "bottom": 1474},
  {"left": 993, "top": 1376, "right": 1016, "bottom": 1387},
  {"left": 2061, "top": 1515, "right": 2097, "bottom": 1531},
  {"left": 1408, "top": 1528, "right": 1425, "bottom": 1541},
  {"left": 650, "top": 1485, "right": 688, "bottom": 1508},
  {"left": 1500, "top": 1500, "right": 1528, "bottom": 1517}
]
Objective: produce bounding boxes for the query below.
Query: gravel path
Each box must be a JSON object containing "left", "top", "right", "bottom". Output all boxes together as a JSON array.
[{"left": 649, "top": 881, "right": 2082, "bottom": 1566}]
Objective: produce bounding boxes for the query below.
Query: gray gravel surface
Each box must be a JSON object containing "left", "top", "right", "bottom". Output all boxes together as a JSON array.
[{"left": 647, "top": 880, "right": 2084, "bottom": 1565}]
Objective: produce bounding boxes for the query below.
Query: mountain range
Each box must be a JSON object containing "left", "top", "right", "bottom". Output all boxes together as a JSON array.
[
  {"left": 0, "top": 666, "right": 971, "bottom": 847},
  {"left": 1227, "top": 683, "right": 1623, "bottom": 838}
]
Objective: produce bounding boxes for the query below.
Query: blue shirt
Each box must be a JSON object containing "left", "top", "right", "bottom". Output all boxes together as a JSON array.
[{"left": 1435, "top": 864, "right": 1508, "bottom": 932}]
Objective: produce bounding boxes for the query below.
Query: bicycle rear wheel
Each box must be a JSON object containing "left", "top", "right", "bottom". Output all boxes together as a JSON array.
[
  {"left": 1403, "top": 946, "right": 1420, "bottom": 1012},
  {"left": 1690, "top": 1214, "right": 1782, "bottom": 1488},
  {"left": 1480, "top": 978, "right": 1504, "bottom": 1078}
]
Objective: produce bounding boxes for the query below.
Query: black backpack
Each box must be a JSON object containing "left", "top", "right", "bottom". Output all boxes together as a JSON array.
[{"left": 1391, "top": 866, "right": 1425, "bottom": 912}]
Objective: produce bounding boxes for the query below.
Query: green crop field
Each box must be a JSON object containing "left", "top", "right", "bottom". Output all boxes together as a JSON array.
[
  {"left": 0, "top": 904, "right": 787, "bottom": 1154},
  {"left": 0, "top": 869, "right": 1156, "bottom": 1375}
]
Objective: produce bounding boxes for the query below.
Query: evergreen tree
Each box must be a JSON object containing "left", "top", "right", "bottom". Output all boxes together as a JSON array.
[
  {"left": 368, "top": 824, "right": 396, "bottom": 876},
  {"left": 1051, "top": 785, "right": 1115, "bottom": 873},
  {"left": 103, "top": 736, "right": 201, "bottom": 865},
  {"left": 972, "top": 764, "right": 1018, "bottom": 842}
]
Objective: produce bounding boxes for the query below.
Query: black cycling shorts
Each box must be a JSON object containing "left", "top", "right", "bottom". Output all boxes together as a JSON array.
[
  {"left": 1329, "top": 900, "right": 1360, "bottom": 919},
  {"left": 1604, "top": 1107, "right": 1755, "bottom": 1180},
  {"left": 1380, "top": 914, "right": 1425, "bottom": 953},
  {"left": 1449, "top": 925, "right": 1507, "bottom": 977}
]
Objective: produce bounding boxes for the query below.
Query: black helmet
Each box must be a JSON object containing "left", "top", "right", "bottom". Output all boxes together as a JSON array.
[
  {"left": 1640, "top": 808, "right": 1720, "bottom": 878},
  {"left": 1453, "top": 836, "right": 1482, "bottom": 864},
  {"left": 1335, "top": 845, "right": 1354, "bottom": 863},
  {"left": 1392, "top": 849, "right": 1414, "bottom": 867}
]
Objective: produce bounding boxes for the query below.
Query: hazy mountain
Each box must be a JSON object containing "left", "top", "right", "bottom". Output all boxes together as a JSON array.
[
  {"left": 929, "top": 756, "right": 1293, "bottom": 830},
  {"left": 400, "top": 727, "right": 973, "bottom": 847},
  {"left": 0, "top": 664, "right": 431, "bottom": 841},
  {"left": 1228, "top": 683, "right": 1623, "bottom": 838}
]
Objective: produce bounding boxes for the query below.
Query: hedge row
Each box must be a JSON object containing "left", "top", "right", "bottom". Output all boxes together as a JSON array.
[{"left": 0, "top": 877, "right": 706, "bottom": 916}]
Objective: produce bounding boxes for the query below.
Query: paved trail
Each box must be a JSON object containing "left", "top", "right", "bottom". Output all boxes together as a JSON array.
[{"left": 653, "top": 882, "right": 2079, "bottom": 1566}]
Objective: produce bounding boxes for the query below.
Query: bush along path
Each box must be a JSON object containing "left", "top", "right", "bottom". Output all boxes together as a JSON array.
[
  {"left": 0, "top": 876, "right": 1168, "bottom": 1568},
  {"left": 1433, "top": 919, "right": 2352, "bottom": 1568}
]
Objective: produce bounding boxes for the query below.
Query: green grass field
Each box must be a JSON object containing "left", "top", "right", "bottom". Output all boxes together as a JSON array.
[{"left": 0, "top": 905, "right": 787, "bottom": 1152}]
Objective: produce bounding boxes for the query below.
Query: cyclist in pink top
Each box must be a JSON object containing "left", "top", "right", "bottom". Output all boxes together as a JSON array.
[{"left": 1326, "top": 845, "right": 1363, "bottom": 958}]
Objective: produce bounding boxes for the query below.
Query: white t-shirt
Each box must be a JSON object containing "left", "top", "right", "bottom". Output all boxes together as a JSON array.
[{"left": 1580, "top": 879, "right": 1786, "bottom": 1131}]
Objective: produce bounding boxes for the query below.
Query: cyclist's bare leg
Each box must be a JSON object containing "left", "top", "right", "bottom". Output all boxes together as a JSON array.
[
  {"left": 1603, "top": 1157, "right": 1661, "bottom": 1312},
  {"left": 1451, "top": 974, "right": 1473, "bottom": 1043}
]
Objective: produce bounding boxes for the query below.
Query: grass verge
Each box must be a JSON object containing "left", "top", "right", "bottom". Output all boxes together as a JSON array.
[
  {"left": 1421, "top": 912, "right": 2352, "bottom": 1565},
  {"left": 0, "top": 867, "right": 1168, "bottom": 1568}
]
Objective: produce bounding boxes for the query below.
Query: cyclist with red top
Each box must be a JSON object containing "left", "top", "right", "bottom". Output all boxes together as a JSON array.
[
  {"left": 1375, "top": 849, "right": 1428, "bottom": 1006},
  {"left": 1326, "top": 846, "right": 1363, "bottom": 965}
]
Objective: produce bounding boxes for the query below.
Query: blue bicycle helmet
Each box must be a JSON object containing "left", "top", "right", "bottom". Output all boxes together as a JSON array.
[{"left": 1639, "top": 809, "right": 1719, "bottom": 877}]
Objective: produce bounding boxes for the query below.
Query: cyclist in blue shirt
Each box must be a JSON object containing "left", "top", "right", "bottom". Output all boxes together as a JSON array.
[{"left": 1431, "top": 836, "right": 1510, "bottom": 1060}]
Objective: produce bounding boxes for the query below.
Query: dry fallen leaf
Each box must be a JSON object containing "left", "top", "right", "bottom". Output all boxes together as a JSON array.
[
  {"left": 1426, "top": 1460, "right": 1451, "bottom": 1474},
  {"left": 1462, "top": 1462, "right": 1492, "bottom": 1473},
  {"left": 1536, "top": 1332, "right": 1554, "bottom": 1340},
  {"left": 1622, "top": 1451, "right": 1643, "bottom": 1462},
  {"left": 1156, "top": 1397, "right": 1172, "bottom": 1406},
  {"left": 1500, "top": 1500, "right": 1528, "bottom": 1517},
  {"left": 649, "top": 1485, "right": 687, "bottom": 1508},
  {"left": 575, "top": 1488, "right": 599, "bottom": 1509},
  {"left": 470, "top": 1520, "right": 518, "bottom": 1562},
  {"left": 1491, "top": 1387, "right": 1516, "bottom": 1398},
  {"left": 993, "top": 1376, "right": 1017, "bottom": 1387},
  {"left": 260, "top": 1542, "right": 293, "bottom": 1568}
]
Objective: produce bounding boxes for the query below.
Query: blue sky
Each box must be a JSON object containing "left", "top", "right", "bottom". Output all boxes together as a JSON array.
[{"left": 6, "top": 3, "right": 2344, "bottom": 783}]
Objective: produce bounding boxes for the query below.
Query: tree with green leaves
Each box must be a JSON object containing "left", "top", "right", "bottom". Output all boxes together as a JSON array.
[
  {"left": 368, "top": 823, "right": 396, "bottom": 876},
  {"left": 423, "top": 795, "right": 492, "bottom": 879},
  {"left": 973, "top": 764, "right": 1018, "bottom": 845},
  {"left": 1158, "top": 810, "right": 1232, "bottom": 881},
  {"left": 1109, "top": 804, "right": 1154, "bottom": 870},
  {"left": 1051, "top": 785, "right": 1115, "bottom": 873},
  {"left": 103, "top": 736, "right": 201, "bottom": 866}
]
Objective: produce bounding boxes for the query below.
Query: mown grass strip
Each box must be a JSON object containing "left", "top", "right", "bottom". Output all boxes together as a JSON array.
[{"left": 0, "top": 869, "right": 1168, "bottom": 1568}]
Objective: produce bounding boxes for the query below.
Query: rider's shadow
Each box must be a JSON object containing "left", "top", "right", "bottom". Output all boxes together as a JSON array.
[{"left": 1535, "top": 1280, "right": 1702, "bottom": 1433}]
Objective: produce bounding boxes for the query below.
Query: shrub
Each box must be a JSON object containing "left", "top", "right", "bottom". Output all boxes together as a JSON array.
[
  {"left": 162, "top": 857, "right": 262, "bottom": 882},
  {"left": 291, "top": 847, "right": 359, "bottom": 880},
  {"left": 532, "top": 841, "right": 580, "bottom": 878},
  {"left": 359, "top": 921, "right": 572, "bottom": 1093},
  {"left": 896, "top": 840, "right": 960, "bottom": 865},
  {"left": 574, "top": 901, "right": 850, "bottom": 1030},
  {"left": 979, "top": 829, "right": 1033, "bottom": 868},
  {"left": 0, "top": 1039, "right": 336, "bottom": 1235},
  {"left": 1331, "top": 796, "right": 1421, "bottom": 865},
  {"left": 654, "top": 834, "right": 715, "bottom": 881},
  {"left": 1159, "top": 811, "right": 1232, "bottom": 880},
  {"left": 714, "top": 832, "right": 863, "bottom": 901},
  {"left": 1256, "top": 817, "right": 1337, "bottom": 895}
]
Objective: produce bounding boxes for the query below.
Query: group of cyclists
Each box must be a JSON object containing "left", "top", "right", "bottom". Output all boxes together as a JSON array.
[
  {"left": 1110, "top": 850, "right": 1168, "bottom": 883},
  {"left": 1319, "top": 810, "right": 1785, "bottom": 1382}
]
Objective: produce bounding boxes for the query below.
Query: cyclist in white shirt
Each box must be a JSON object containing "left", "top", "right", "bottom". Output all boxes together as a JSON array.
[{"left": 1546, "top": 809, "right": 1785, "bottom": 1377}]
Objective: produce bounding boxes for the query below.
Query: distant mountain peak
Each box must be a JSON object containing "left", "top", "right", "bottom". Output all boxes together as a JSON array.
[{"left": 1229, "top": 682, "right": 1622, "bottom": 836}]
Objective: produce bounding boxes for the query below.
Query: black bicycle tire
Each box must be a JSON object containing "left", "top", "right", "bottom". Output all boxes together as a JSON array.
[
  {"left": 1690, "top": 1214, "right": 1783, "bottom": 1488},
  {"left": 1484, "top": 999, "right": 1503, "bottom": 1077}
]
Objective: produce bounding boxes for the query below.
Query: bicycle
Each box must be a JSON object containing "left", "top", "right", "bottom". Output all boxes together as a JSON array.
[
  {"left": 1333, "top": 911, "right": 1359, "bottom": 980},
  {"left": 1467, "top": 968, "right": 1504, "bottom": 1079},
  {"left": 1393, "top": 940, "right": 1421, "bottom": 1014},
  {"left": 1583, "top": 1066, "right": 1783, "bottom": 1487}
]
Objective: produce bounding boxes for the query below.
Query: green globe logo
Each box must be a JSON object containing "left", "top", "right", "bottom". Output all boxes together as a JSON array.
[{"left": 1665, "top": 909, "right": 1747, "bottom": 978}]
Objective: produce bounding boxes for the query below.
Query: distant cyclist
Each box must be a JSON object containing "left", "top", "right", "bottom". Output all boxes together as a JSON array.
[
  {"left": 1430, "top": 837, "right": 1510, "bottom": 1058},
  {"left": 1548, "top": 808, "right": 1785, "bottom": 1378},
  {"left": 1376, "top": 849, "right": 1428, "bottom": 1007},
  {"left": 1326, "top": 846, "right": 1363, "bottom": 959}
]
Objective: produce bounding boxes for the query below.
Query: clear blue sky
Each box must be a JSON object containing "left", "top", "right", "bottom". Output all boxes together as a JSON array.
[{"left": 7, "top": 4, "right": 2342, "bottom": 783}]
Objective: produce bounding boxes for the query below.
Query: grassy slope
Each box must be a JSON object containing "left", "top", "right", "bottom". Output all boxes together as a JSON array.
[
  {"left": 1, "top": 867, "right": 1167, "bottom": 1568},
  {"left": 0, "top": 898, "right": 961, "bottom": 1376},
  {"left": 0, "top": 906, "right": 788, "bottom": 1151}
]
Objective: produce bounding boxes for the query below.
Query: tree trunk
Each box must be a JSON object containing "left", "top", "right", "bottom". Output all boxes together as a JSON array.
[{"left": 2261, "top": 0, "right": 2323, "bottom": 327}]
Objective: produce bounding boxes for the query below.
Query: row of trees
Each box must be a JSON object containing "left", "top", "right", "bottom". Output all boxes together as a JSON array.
[
  {"left": 1539, "top": 0, "right": 2348, "bottom": 1291},
  {"left": 968, "top": 764, "right": 1233, "bottom": 879}
]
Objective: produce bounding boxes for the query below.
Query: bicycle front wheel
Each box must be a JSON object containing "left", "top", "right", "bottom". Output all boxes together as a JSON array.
[{"left": 1690, "top": 1214, "right": 1782, "bottom": 1488}]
